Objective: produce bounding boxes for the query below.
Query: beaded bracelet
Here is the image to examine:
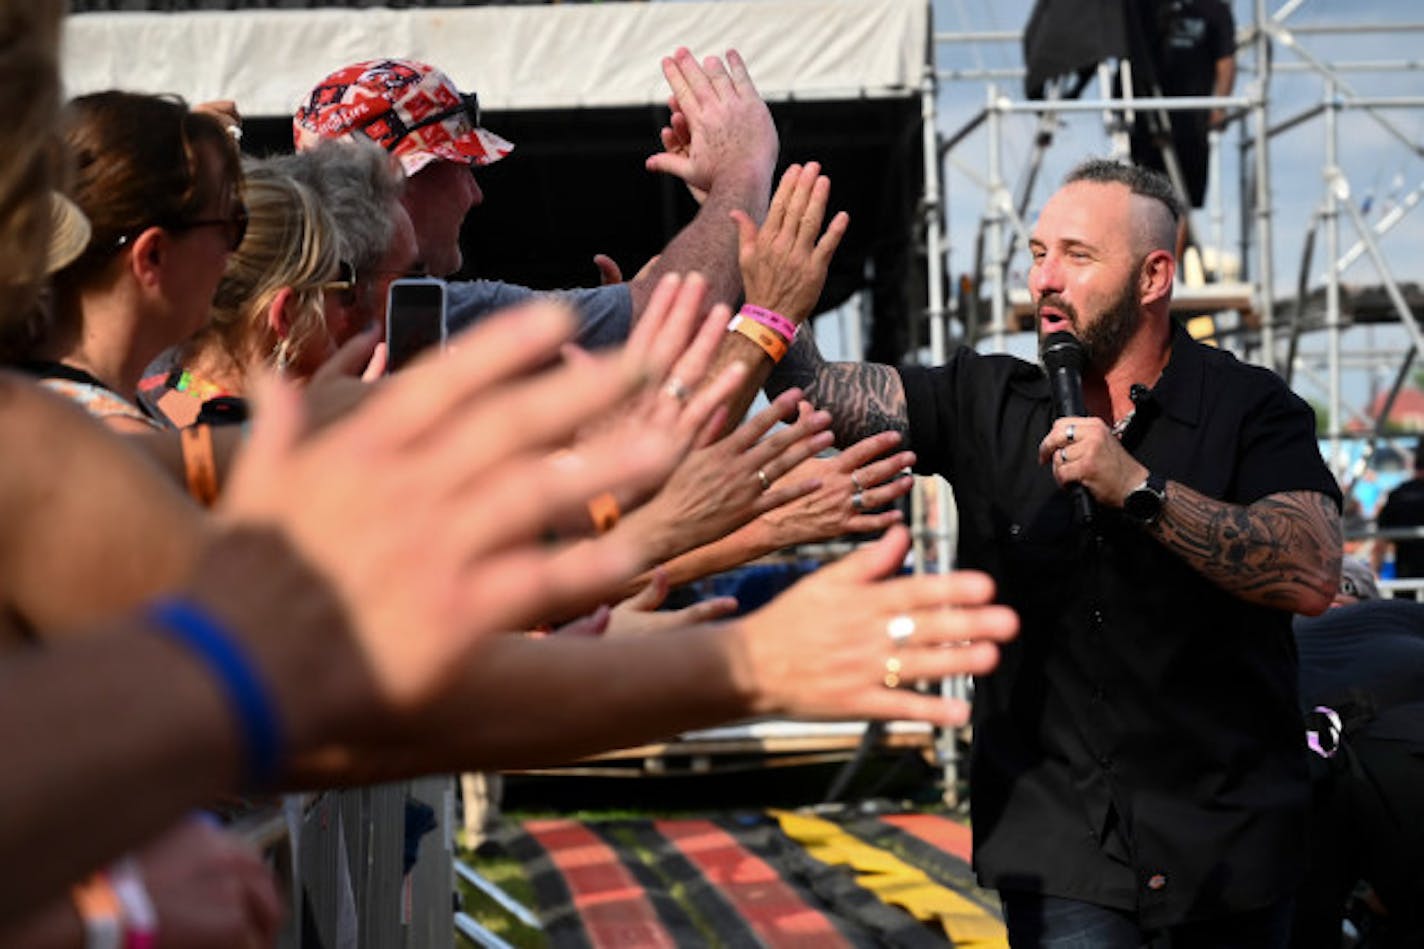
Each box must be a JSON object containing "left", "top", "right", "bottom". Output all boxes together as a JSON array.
[{"left": 149, "top": 598, "right": 283, "bottom": 788}]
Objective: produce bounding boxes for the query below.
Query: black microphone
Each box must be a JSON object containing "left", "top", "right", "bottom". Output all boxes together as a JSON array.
[{"left": 1041, "top": 331, "right": 1094, "bottom": 525}]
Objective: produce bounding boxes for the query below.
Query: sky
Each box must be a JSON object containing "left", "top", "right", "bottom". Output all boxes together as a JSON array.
[{"left": 911, "top": 0, "right": 1424, "bottom": 429}]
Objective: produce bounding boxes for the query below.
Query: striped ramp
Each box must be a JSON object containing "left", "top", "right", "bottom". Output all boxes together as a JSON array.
[{"left": 505, "top": 811, "right": 1004, "bottom": 948}]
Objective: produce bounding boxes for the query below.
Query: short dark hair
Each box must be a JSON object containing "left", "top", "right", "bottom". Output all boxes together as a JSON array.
[{"left": 1064, "top": 159, "right": 1183, "bottom": 224}]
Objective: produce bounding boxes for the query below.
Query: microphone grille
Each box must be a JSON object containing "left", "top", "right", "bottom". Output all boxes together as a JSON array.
[{"left": 1040, "top": 331, "right": 1085, "bottom": 372}]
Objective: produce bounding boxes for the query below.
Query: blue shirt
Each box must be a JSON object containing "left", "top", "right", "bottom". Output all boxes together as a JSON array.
[{"left": 445, "top": 279, "right": 633, "bottom": 350}]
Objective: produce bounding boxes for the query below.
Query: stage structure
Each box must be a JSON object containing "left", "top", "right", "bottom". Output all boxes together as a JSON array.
[{"left": 62, "top": 0, "right": 1424, "bottom": 808}]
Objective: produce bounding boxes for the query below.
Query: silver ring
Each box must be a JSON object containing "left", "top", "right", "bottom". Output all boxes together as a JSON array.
[
  {"left": 886, "top": 614, "right": 915, "bottom": 644},
  {"left": 882, "top": 655, "right": 903, "bottom": 689},
  {"left": 851, "top": 490, "right": 865, "bottom": 512},
  {"left": 1058, "top": 448, "right": 1068, "bottom": 466},
  {"left": 756, "top": 468, "right": 771, "bottom": 491},
  {"left": 662, "top": 377, "right": 690, "bottom": 402},
  {"left": 1065, "top": 423, "right": 1076, "bottom": 444},
  {"left": 850, "top": 471, "right": 864, "bottom": 492}
]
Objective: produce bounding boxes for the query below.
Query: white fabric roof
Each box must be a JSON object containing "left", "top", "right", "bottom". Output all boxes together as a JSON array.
[{"left": 61, "top": 0, "right": 927, "bottom": 117}]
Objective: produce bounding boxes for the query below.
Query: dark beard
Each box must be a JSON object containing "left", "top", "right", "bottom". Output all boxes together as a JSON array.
[
  {"left": 1079, "top": 277, "right": 1141, "bottom": 370},
  {"left": 1034, "top": 269, "right": 1143, "bottom": 369}
]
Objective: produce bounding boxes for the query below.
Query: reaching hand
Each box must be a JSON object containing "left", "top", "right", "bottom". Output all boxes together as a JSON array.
[
  {"left": 732, "top": 162, "right": 849, "bottom": 324},
  {"left": 646, "top": 48, "right": 778, "bottom": 199},
  {"left": 655, "top": 95, "right": 709, "bottom": 205},
  {"left": 758, "top": 430, "right": 914, "bottom": 547},
  {"left": 732, "top": 526, "right": 1018, "bottom": 725},
  {"left": 617, "top": 390, "right": 833, "bottom": 565},
  {"left": 571, "top": 273, "right": 749, "bottom": 513},
  {"left": 137, "top": 817, "right": 283, "bottom": 949},
  {"left": 214, "top": 302, "right": 682, "bottom": 730},
  {"left": 605, "top": 570, "right": 739, "bottom": 637}
]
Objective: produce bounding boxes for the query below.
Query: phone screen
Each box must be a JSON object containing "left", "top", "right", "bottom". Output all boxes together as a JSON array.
[{"left": 385, "top": 279, "right": 447, "bottom": 373}]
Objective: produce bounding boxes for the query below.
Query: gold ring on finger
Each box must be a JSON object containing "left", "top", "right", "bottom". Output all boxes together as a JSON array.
[
  {"left": 756, "top": 468, "right": 771, "bottom": 491},
  {"left": 883, "top": 656, "right": 903, "bottom": 689}
]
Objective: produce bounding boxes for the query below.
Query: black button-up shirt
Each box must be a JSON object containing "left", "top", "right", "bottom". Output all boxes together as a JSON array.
[{"left": 899, "top": 325, "right": 1341, "bottom": 927}]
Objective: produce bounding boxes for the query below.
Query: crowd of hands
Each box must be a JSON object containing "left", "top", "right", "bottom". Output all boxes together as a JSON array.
[{"left": 0, "top": 16, "right": 1021, "bottom": 945}]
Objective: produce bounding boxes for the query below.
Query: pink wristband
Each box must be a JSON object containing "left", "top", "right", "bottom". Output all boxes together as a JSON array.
[
  {"left": 110, "top": 858, "right": 158, "bottom": 949},
  {"left": 739, "top": 305, "right": 798, "bottom": 343}
]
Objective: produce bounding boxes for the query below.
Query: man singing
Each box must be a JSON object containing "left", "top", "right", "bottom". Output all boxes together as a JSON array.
[{"left": 720, "top": 158, "right": 1342, "bottom": 945}]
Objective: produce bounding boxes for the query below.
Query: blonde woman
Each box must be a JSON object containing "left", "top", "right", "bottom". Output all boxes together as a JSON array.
[{"left": 153, "top": 162, "right": 356, "bottom": 427}]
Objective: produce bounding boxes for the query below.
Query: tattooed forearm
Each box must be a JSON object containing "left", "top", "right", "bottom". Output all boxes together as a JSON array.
[
  {"left": 767, "top": 332, "right": 827, "bottom": 399},
  {"left": 769, "top": 335, "right": 908, "bottom": 446},
  {"left": 1151, "top": 484, "right": 1342, "bottom": 614}
]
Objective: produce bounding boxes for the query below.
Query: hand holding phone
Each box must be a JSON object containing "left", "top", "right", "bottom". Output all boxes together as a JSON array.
[{"left": 385, "top": 277, "right": 448, "bottom": 373}]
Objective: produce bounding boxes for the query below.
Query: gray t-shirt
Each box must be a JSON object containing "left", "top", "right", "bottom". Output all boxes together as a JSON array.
[{"left": 446, "top": 279, "right": 633, "bottom": 350}]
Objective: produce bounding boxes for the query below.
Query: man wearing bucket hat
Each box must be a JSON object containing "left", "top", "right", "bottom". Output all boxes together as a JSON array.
[{"left": 294, "top": 51, "right": 778, "bottom": 348}]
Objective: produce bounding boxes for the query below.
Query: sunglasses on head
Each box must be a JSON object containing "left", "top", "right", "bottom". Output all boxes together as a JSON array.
[{"left": 356, "top": 93, "right": 480, "bottom": 149}]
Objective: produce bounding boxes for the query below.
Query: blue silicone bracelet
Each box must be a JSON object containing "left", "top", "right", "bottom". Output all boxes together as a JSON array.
[{"left": 149, "top": 598, "right": 283, "bottom": 787}]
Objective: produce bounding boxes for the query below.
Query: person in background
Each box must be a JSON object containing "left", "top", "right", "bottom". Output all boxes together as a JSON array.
[
  {"left": 153, "top": 162, "right": 364, "bottom": 428},
  {"left": 1292, "top": 557, "right": 1424, "bottom": 948},
  {"left": 15, "top": 92, "right": 244, "bottom": 432},
  {"left": 293, "top": 49, "right": 778, "bottom": 345},
  {"left": 1375, "top": 436, "right": 1424, "bottom": 590}
]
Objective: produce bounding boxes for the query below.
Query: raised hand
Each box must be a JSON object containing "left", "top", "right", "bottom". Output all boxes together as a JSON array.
[
  {"left": 213, "top": 301, "right": 682, "bottom": 731},
  {"left": 732, "top": 161, "right": 849, "bottom": 324},
  {"left": 616, "top": 390, "right": 834, "bottom": 566},
  {"left": 605, "top": 570, "right": 739, "bottom": 637},
  {"left": 758, "top": 430, "right": 915, "bottom": 547},
  {"left": 732, "top": 526, "right": 1018, "bottom": 725},
  {"left": 646, "top": 48, "right": 778, "bottom": 198}
]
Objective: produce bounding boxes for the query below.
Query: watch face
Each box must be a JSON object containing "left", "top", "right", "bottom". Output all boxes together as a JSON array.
[{"left": 1125, "top": 485, "right": 1163, "bottom": 523}]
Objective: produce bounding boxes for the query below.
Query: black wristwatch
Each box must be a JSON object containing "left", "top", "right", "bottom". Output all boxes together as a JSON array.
[{"left": 1122, "top": 471, "right": 1168, "bottom": 526}]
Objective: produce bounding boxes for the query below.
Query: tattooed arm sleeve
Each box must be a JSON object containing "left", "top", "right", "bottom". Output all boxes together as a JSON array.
[
  {"left": 1150, "top": 483, "right": 1342, "bottom": 615},
  {"left": 768, "top": 333, "right": 909, "bottom": 448}
]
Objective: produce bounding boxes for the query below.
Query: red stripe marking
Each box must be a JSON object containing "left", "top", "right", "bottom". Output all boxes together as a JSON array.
[
  {"left": 878, "top": 813, "right": 974, "bottom": 863},
  {"left": 656, "top": 819, "right": 851, "bottom": 949},
  {"left": 523, "top": 819, "right": 676, "bottom": 948}
]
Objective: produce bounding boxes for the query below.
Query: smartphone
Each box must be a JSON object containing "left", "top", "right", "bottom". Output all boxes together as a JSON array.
[{"left": 385, "top": 277, "right": 448, "bottom": 373}]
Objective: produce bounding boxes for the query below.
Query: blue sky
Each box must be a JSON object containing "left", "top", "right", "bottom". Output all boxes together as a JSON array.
[{"left": 912, "top": 0, "right": 1424, "bottom": 423}]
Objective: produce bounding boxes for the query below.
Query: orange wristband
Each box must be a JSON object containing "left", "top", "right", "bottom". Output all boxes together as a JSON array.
[
  {"left": 728, "top": 314, "right": 789, "bottom": 363},
  {"left": 72, "top": 872, "right": 122, "bottom": 949},
  {"left": 181, "top": 424, "right": 219, "bottom": 507},
  {"left": 587, "top": 492, "right": 620, "bottom": 534}
]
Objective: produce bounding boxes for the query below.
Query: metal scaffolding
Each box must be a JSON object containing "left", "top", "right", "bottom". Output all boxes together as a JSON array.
[{"left": 914, "top": 1, "right": 1424, "bottom": 796}]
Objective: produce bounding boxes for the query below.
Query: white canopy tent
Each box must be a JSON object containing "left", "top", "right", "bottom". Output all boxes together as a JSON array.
[{"left": 62, "top": 0, "right": 927, "bottom": 114}]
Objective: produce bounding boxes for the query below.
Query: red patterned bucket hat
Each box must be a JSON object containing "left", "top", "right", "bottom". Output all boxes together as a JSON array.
[{"left": 294, "top": 59, "right": 513, "bottom": 177}]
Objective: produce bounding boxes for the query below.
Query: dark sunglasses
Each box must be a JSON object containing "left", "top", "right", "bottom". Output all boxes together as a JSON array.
[
  {"left": 113, "top": 203, "right": 249, "bottom": 254},
  {"left": 171, "top": 203, "right": 249, "bottom": 252}
]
